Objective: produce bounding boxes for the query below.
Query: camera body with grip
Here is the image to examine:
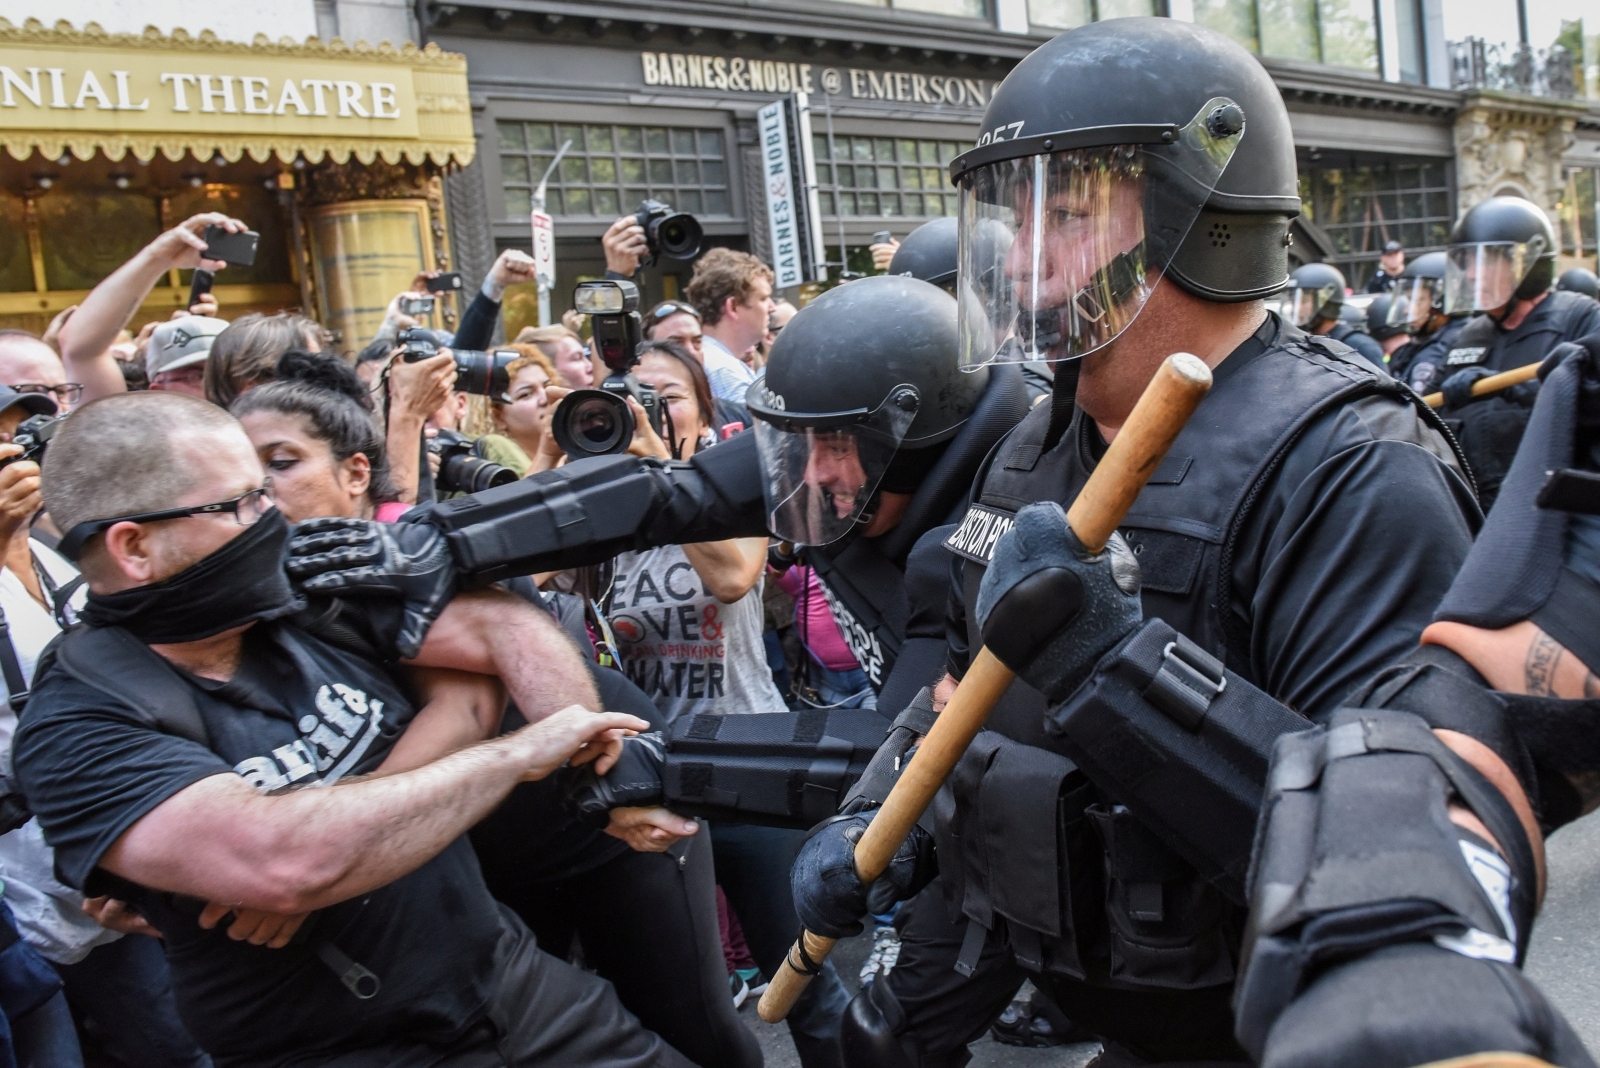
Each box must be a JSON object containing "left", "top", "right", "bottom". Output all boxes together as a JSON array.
[
  {"left": 397, "top": 328, "right": 519, "bottom": 398},
  {"left": 551, "top": 281, "right": 667, "bottom": 459}
]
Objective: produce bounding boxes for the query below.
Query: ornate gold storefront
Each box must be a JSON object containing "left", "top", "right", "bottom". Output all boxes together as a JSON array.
[{"left": 0, "top": 18, "right": 475, "bottom": 347}]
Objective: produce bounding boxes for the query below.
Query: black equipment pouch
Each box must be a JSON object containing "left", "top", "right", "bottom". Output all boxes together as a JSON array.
[
  {"left": 1087, "top": 802, "right": 1237, "bottom": 990},
  {"left": 662, "top": 708, "right": 888, "bottom": 827},
  {"left": 1045, "top": 619, "right": 1312, "bottom": 902},
  {"left": 1234, "top": 707, "right": 1538, "bottom": 1061},
  {"left": 948, "top": 730, "right": 1100, "bottom": 979}
]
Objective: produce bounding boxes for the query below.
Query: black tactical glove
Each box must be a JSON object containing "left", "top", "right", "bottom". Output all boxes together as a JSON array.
[
  {"left": 559, "top": 732, "right": 666, "bottom": 827},
  {"left": 284, "top": 517, "right": 457, "bottom": 659},
  {"left": 974, "top": 501, "right": 1142, "bottom": 703},
  {"left": 791, "top": 811, "right": 937, "bottom": 939},
  {"left": 1440, "top": 365, "right": 1496, "bottom": 409}
]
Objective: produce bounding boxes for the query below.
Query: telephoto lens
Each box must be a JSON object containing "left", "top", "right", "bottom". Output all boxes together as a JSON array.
[
  {"left": 451, "top": 349, "right": 519, "bottom": 398},
  {"left": 551, "top": 389, "right": 636, "bottom": 460},
  {"left": 430, "top": 429, "right": 518, "bottom": 494}
]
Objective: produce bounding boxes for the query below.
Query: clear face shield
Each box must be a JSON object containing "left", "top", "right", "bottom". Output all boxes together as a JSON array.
[
  {"left": 1281, "top": 284, "right": 1340, "bottom": 328},
  {"left": 1387, "top": 275, "right": 1443, "bottom": 332},
  {"left": 1444, "top": 238, "right": 1547, "bottom": 316},
  {"left": 955, "top": 99, "right": 1243, "bottom": 369},
  {"left": 747, "top": 378, "right": 921, "bottom": 546}
]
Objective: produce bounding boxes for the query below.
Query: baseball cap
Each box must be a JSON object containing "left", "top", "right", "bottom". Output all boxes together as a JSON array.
[
  {"left": 1382, "top": 240, "right": 1403, "bottom": 253},
  {"left": 0, "top": 384, "right": 57, "bottom": 420},
  {"left": 148, "top": 316, "right": 230, "bottom": 378}
]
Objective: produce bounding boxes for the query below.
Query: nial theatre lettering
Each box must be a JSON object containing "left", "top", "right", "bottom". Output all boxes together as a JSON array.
[
  {"left": 0, "top": 66, "right": 401, "bottom": 118},
  {"left": 641, "top": 51, "right": 989, "bottom": 108}
]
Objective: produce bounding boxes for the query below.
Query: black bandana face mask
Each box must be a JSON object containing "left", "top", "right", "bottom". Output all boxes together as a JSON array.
[{"left": 80, "top": 509, "right": 304, "bottom": 644}]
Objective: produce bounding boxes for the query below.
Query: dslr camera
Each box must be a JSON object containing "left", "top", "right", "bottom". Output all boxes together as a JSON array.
[
  {"left": 551, "top": 281, "right": 667, "bottom": 460},
  {"left": 0, "top": 414, "right": 62, "bottom": 470},
  {"left": 635, "top": 199, "right": 702, "bottom": 266},
  {"left": 397, "top": 328, "right": 519, "bottom": 398},
  {"left": 430, "top": 429, "right": 518, "bottom": 495}
]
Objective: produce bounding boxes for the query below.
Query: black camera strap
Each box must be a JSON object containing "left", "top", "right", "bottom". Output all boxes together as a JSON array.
[{"left": 0, "top": 603, "right": 30, "bottom": 710}]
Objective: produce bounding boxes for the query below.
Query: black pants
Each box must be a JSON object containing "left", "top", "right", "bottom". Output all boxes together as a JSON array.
[
  {"left": 490, "top": 830, "right": 760, "bottom": 1068},
  {"left": 54, "top": 933, "right": 210, "bottom": 1068},
  {"left": 319, "top": 908, "right": 690, "bottom": 1067}
]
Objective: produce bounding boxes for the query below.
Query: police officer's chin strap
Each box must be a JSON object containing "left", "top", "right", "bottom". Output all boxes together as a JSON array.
[{"left": 1040, "top": 356, "right": 1082, "bottom": 455}]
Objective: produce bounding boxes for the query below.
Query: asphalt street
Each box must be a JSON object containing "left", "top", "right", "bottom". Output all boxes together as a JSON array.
[
  {"left": 747, "top": 808, "right": 1600, "bottom": 1067},
  {"left": 1525, "top": 807, "right": 1600, "bottom": 1051}
]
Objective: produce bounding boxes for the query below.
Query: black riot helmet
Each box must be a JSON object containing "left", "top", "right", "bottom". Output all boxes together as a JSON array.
[
  {"left": 1283, "top": 262, "right": 1347, "bottom": 327},
  {"left": 1366, "top": 295, "right": 1407, "bottom": 341},
  {"left": 1386, "top": 250, "right": 1449, "bottom": 331},
  {"left": 888, "top": 218, "right": 959, "bottom": 290},
  {"left": 949, "top": 17, "right": 1299, "bottom": 369},
  {"left": 1444, "top": 196, "right": 1557, "bottom": 315},
  {"left": 1558, "top": 267, "right": 1600, "bottom": 300},
  {"left": 747, "top": 275, "right": 985, "bottom": 545}
]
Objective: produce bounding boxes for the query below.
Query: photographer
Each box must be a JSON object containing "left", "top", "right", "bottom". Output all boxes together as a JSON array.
[
  {"left": 13, "top": 390, "right": 687, "bottom": 1067},
  {"left": 57, "top": 212, "right": 248, "bottom": 406},
  {"left": 685, "top": 249, "right": 774, "bottom": 403},
  {"left": 482, "top": 347, "right": 562, "bottom": 477},
  {"left": 376, "top": 340, "right": 458, "bottom": 504}
]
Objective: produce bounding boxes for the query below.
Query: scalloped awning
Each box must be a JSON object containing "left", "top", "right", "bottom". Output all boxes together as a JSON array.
[{"left": 0, "top": 18, "right": 474, "bottom": 168}]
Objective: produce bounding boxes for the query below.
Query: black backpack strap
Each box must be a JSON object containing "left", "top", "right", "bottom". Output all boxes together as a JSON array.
[
  {"left": 48, "top": 626, "right": 210, "bottom": 747},
  {"left": 0, "top": 603, "right": 31, "bottom": 710}
]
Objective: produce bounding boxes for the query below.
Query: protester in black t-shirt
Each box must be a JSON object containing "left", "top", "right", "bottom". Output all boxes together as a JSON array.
[{"left": 13, "top": 392, "right": 690, "bottom": 1068}]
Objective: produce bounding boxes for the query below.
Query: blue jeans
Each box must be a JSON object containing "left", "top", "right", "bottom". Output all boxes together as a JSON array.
[
  {"left": 809, "top": 661, "right": 877, "bottom": 711},
  {"left": 711, "top": 824, "right": 848, "bottom": 1068},
  {"left": 55, "top": 934, "right": 211, "bottom": 1068},
  {"left": 0, "top": 900, "right": 81, "bottom": 1068}
]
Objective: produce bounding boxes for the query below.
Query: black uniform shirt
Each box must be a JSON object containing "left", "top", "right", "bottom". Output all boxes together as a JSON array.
[
  {"left": 947, "top": 319, "right": 1479, "bottom": 724},
  {"left": 13, "top": 610, "right": 507, "bottom": 1066}
]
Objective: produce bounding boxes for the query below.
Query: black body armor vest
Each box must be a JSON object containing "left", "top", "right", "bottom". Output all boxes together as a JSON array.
[
  {"left": 938, "top": 319, "right": 1467, "bottom": 991},
  {"left": 802, "top": 367, "right": 1030, "bottom": 691}
]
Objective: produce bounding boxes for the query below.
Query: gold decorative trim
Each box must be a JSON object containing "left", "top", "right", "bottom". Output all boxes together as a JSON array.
[
  {"left": 0, "top": 18, "right": 466, "bottom": 68},
  {"left": 0, "top": 18, "right": 475, "bottom": 168}
]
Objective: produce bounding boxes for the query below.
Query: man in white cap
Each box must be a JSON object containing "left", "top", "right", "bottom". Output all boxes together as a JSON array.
[{"left": 146, "top": 316, "right": 229, "bottom": 397}]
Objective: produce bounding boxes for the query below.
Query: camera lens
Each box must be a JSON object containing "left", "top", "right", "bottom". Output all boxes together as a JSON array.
[
  {"left": 440, "top": 454, "right": 517, "bottom": 493},
  {"left": 452, "top": 350, "right": 517, "bottom": 397},
  {"left": 652, "top": 212, "right": 703, "bottom": 260},
  {"left": 552, "top": 389, "right": 637, "bottom": 459}
]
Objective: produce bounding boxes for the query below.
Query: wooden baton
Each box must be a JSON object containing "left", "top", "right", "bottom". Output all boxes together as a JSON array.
[
  {"left": 1423, "top": 359, "right": 1541, "bottom": 409},
  {"left": 757, "top": 352, "right": 1214, "bottom": 1023}
]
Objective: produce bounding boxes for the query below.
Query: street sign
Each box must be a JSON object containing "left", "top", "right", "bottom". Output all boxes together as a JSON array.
[
  {"left": 530, "top": 209, "right": 555, "bottom": 290},
  {"left": 757, "top": 97, "right": 817, "bottom": 290}
]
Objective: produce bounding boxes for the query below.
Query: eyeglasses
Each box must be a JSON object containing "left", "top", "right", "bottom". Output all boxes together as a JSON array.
[
  {"left": 644, "top": 301, "right": 701, "bottom": 327},
  {"left": 59, "top": 483, "right": 276, "bottom": 561},
  {"left": 14, "top": 383, "right": 83, "bottom": 405}
]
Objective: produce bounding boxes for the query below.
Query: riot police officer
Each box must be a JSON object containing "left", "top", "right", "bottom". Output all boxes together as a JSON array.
[
  {"left": 887, "top": 217, "right": 1055, "bottom": 405},
  {"left": 787, "top": 18, "right": 1503, "bottom": 1067},
  {"left": 1386, "top": 250, "right": 1468, "bottom": 389},
  {"left": 1433, "top": 197, "right": 1600, "bottom": 511},
  {"left": 1283, "top": 261, "right": 1388, "bottom": 369},
  {"left": 1558, "top": 266, "right": 1600, "bottom": 300},
  {"left": 1365, "top": 293, "right": 1411, "bottom": 363}
]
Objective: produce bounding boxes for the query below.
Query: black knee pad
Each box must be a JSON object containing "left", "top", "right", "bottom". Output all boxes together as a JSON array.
[{"left": 840, "top": 982, "right": 919, "bottom": 1068}]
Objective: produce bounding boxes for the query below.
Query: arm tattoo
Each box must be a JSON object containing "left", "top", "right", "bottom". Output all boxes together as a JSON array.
[{"left": 1525, "top": 631, "right": 1564, "bottom": 696}]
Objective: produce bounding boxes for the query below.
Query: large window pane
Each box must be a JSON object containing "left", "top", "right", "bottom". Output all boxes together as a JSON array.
[
  {"left": 496, "top": 119, "right": 733, "bottom": 220},
  {"left": 1028, "top": 0, "right": 1093, "bottom": 31},
  {"left": 817, "top": 136, "right": 959, "bottom": 219},
  {"left": 1298, "top": 152, "right": 1454, "bottom": 287},
  {"left": 1318, "top": 0, "right": 1378, "bottom": 71},
  {"left": 1194, "top": 0, "right": 1259, "bottom": 55},
  {"left": 1258, "top": 0, "right": 1319, "bottom": 62}
]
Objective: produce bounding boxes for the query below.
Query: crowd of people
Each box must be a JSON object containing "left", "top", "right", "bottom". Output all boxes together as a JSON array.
[{"left": 1, "top": 14, "right": 1600, "bottom": 1068}]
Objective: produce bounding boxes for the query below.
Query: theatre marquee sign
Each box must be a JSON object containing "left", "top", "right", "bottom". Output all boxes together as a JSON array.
[
  {"left": 0, "top": 18, "right": 474, "bottom": 165},
  {"left": 641, "top": 51, "right": 993, "bottom": 109}
]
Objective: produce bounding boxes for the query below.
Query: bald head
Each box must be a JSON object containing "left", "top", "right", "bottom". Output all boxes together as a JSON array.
[
  {"left": 42, "top": 392, "right": 253, "bottom": 540},
  {"left": 0, "top": 331, "right": 66, "bottom": 392}
]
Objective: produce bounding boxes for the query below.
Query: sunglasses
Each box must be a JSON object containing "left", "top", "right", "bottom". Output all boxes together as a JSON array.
[{"left": 644, "top": 301, "right": 701, "bottom": 327}]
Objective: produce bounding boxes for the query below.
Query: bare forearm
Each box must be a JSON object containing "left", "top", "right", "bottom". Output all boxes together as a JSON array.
[
  {"left": 412, "top": 589, "right": 600, "bottom": 722},
  {"left": 377, "top": 668, "right": 506, "bottom": 775},
  {"left": 387, "top": 415, "right": 425, "bottom": 503},
  {"left": 60, "top": 249, "right": 165, "bottom": 400},
  {"left": 108, "top": 734, "right": 529, "bottom": 912},
  {"left": 682, "top": 537, "right": 765, "bottom": 603}
]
